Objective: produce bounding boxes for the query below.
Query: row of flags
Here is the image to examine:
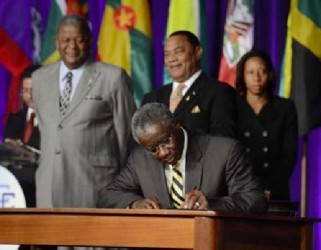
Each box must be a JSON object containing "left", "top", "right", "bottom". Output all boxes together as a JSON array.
[
  {"left": 164, "top": 0, "right": 208, "bottom": 84},
  {"left": 220, "top": 0, "right": 321, "bottom": 136},
  {"left": 218, "top": 0, "right": 254, "bottom": 87},
  {"left": 278, "top": 0, "right": 321, "bottom": 136},
  {"left": 0, "top": 0, "right": 320, "bottom": 136}
]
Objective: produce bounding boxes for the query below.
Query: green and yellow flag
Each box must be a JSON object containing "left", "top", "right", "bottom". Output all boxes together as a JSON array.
[
  {"left": 164, "top": 0, "right": 207, "bottom": 84},
  {"left": 97, "top": 0, "right": 152, "bottom": 106},
  {"left": 279, "top": 0, "right": 321, "bottom": 135}
]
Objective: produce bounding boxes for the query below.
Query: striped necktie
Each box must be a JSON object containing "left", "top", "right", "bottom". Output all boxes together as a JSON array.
[
  {"left": 60, "top": 71, "right": 73, "bottom": 116},
  {"left": 170, "top": 163, "right": 184, "bottom": 209},
  {"left": 169, "top": 83, "right": 186, "bottom": 112}
]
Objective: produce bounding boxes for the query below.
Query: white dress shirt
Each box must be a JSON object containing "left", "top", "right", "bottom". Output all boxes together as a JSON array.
[{"left": 171, "top": 70, "right": 202, "bottom": 96}]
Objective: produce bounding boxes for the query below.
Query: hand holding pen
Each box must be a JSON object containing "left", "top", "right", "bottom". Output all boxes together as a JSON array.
[{"left": 181, "top": 185, "right": 209, "bottom": 210}]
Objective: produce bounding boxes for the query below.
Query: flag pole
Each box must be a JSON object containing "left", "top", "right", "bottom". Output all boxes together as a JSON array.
[{"left": 300, "top": 135, "right": 307, "bottom": 217}]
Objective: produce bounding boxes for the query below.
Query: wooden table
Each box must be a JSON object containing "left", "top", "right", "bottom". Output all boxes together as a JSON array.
[{"left": 0, "top": 208, "right": 316, "bottom": 249}]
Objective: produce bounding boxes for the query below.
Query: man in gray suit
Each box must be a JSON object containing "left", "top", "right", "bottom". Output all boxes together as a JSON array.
[
  {"left": 97, "top": 103, "right": 267, "bottom": 213},
  {"left": 32, "top": 13, "right": 136, "bottom": 213}
]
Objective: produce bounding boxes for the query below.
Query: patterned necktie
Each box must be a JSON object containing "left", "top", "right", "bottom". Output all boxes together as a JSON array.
[
  {"left": 169, "top": 83, "right": 186, "bottom": 112},
  {"left": 23, "top": 112, "right": 35, "bottom": 144},
  {"left": 170, "top": 163, "right": 184, "bottom": 209},
  {"left": 60, "top": 71, "right": 73, "bottom": 116}
]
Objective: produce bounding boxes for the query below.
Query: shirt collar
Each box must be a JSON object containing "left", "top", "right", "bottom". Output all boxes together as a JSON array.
[
  {"left": 172, "top": 70, "right": 202, "bottom": 95},
  {"left": 59, "top": 61, "right": 87, "bottom": 82},
  {"left": 26, "top": 107, "right": 37, "bottom": 125}
]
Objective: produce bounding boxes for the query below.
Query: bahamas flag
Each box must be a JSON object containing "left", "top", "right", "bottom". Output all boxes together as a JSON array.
[
  {"left": 97, "top": 0, "right": 152, "bottom": 106},
  {"left": 39, "top": 0, "right": 87, "bottom": 65},
  {"left": 218, "top": 0, "right": 254, "bottom": 87},
  {"left": 279, "top": 0, "right": 321, "bottom": 135},
  {"left": 164, "top": 0, "right": 207, "bottom": 84}
]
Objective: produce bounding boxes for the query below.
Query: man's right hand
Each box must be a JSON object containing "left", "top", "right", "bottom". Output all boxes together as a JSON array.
[
  {"left": 4, "top": 138, "right": 23, "bottom": 147},
  {"left": 130, "top": 197, "right": 163, "bottom": 209}
]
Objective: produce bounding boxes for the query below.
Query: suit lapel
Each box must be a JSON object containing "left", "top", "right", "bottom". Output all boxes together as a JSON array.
[
  {"left": 185, "top": 135, "right": 203, "bottom": 193},
  {"left": 174, "top": 73, "right": 206, "bottom": 115},
  {"left": 148, "top": 135, "right": 204, "bottom": 207},
  {"left": 159, "top": 85, "right": 172, "bottom": 107},
  {"left": 62, "top": 62, "right": 100, "bottom": 120},
  {"left": 150, "top": 159, "right": 172, "bottom": 208},
  {"left": 45, "top": 63, "right": 61, "bottom": 123}
]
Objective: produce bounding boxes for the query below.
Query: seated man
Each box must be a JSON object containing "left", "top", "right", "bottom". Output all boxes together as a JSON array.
[
  {"left": 4, "top": 64, "right": 41, "bottom": 149},
  {"left": 97, "top": 103, "right": 267, "bottom": 213},
  {"left": 3, "top": 64, "right": 41, "bottom": 208}
]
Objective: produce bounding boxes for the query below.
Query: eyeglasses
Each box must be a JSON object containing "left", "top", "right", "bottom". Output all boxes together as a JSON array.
[
  {"left": 20, "top": 88, "right": 32, "bottom": 95},
  {"left": 145, "top": 135, "right": 173, "bottom": 156}
]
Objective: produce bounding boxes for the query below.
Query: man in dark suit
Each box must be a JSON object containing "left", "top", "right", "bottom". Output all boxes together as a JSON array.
[
  {"left": 142, "top": 30, "right": 237, "bottom": 137},
  {"left": 3, "top": 64, "right": 41, "bottom": 208},
  {"left": 4, "top": 65, "right": 41, "bottom": 150},
  {"left": 97, "top": 103, "right": 267, "bottom": 213}
]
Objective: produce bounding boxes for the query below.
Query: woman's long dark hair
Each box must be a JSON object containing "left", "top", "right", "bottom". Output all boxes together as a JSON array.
[{"left": 235, "top": 50, "right": 275, "bottom": 98}]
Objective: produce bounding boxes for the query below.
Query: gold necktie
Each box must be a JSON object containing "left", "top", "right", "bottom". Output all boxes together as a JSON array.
[
  {"left": 170, "top": 163, "right": 184, "bottom": 208},
  {"left": 169, "top": 84, "right": 186, "bottom": 112}
]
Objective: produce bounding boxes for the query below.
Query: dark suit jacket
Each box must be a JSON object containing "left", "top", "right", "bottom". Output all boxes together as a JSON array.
[
  {"left": 3, "top": 108, "right": 39, "bottom": 207},
  {"left": 237, "top": 96, "right": 298, "bottom": 200},
  {"left": 3, "top": 108, "right": 40, "bottom": 149},
  {"left": 97, "top": 134, "right": 267, "bottom": 213},
  {"left": 142, "top": 72, "right": 237, "bottom": 137}
]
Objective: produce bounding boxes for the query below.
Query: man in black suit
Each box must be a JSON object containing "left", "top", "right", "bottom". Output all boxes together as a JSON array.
[
  {"left": 97, "top": 103, "right": 267, "bottom": 213},
  {"left": 3, "top": 64, "right": 41, "bottom": 208},
  {"left": 142, "top": 30, "right": 237, "bottom": 137}
]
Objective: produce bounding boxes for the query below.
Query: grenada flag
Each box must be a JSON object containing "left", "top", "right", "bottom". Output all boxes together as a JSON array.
[{"left": 97, "top": 0, "right": 152, "bottom": 106}]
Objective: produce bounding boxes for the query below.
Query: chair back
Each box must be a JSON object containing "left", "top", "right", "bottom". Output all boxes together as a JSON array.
[{"left": 268, "top": 200, "right": 299, "bottom": 216}]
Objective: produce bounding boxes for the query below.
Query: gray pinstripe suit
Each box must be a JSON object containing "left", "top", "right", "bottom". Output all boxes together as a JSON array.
[{"left": 32, "top": 61, "right": 136, "bottom": 208}]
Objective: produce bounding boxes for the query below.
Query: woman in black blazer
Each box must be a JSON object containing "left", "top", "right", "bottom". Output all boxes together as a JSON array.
[{"left": 236, "top": 50, "right": 298, "bottom": 200}]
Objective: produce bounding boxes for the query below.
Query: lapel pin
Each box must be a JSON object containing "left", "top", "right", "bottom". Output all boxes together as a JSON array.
[
  {"left": 88, "top": 73, "right": 98, "bottom": 87},
  {"left": 88, "top": 77, "right": 94, "bottom": 87},
  {"left": 185, "top": 96, "right": 190, "bottom": 101}
]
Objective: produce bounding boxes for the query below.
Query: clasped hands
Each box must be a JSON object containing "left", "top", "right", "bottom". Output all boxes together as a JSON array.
[{"left": 130, "top": 189, "right": 209, "bottom": 210}]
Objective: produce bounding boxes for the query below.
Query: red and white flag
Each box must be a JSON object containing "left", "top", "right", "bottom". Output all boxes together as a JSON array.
[{"left": 218, "top": 0, "right": 254, "bottom": 87}]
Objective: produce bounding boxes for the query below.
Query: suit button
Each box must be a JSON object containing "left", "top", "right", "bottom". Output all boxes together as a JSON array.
[
  {"left": 246, "top": 148, "right": 251, "bottom": 153},
  {"left": 262, "top": 147, "right": 268, "bottom": 152},
  {"left": 262, "top": 131, "right": 268, "bottom": 137},
  {"left": 56, "top": 150, "right": 61, "bottom": 155},
  {"left": 263, "top": 162, "right": 269, "bottom": 168},
  {"left": 244, "top": 131, "right": 250, "bottom": 137}
]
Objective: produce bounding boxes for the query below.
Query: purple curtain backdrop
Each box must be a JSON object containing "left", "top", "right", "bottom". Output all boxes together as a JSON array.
[
  {"left": 0, "top": 0, "right": 320, "bottom": 248},
  {"left": 0, "top": 66, "right": 10, "bottom": 131},
  {"left": 307, "top": 128, "right": 321, "bottom": 248}
]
